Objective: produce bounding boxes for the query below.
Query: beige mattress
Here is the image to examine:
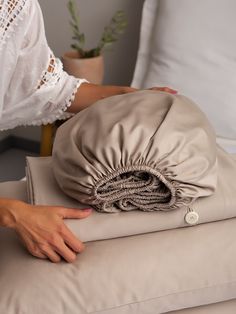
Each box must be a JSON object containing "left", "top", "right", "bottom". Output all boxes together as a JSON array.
[{"left": 0, "top": 181, "right": 236, "bottom": 313}]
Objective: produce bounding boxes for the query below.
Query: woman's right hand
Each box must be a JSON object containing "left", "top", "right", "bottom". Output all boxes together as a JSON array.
[{"left": 0, "top": 198, "right": 92, "bottom": 263}]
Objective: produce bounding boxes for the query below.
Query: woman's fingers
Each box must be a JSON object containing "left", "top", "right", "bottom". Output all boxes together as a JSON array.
[
  {"left": 18, "top": 231, "right": 48, "bottom": 260},
  {"left": 55, "top": 207, "right": 93, "bottom": 219},
  {"left": 31, "top": 250, "right": 48, "bottom": 259},
  {"left": 44, "top": 224, "right": 82, "bottom": 263},
  {"left": 11, "top": 202, "right": 91, "bottom": 263},
  {"left": 149, "top": 86, "right": 178, "bottom": 94},
  {"left": 53, "top": 239, "right": 78, "bottom": 263},
  {"left": 39, "top": 244, "right": 61, "bottom": 263},
  {"left": 19, "top": 225, "right": 79, "bottom": 263},
  {"left": 59, "top": 223, "right": 85, "bottom": 253}
]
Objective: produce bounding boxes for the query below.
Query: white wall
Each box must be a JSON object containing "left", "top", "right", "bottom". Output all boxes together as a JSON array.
[
  {"left": 10, "top": 0, "right": 143, "bottom": 141},
  {"left": 39, "top": 0, "right": 144, "bottom": 85}
]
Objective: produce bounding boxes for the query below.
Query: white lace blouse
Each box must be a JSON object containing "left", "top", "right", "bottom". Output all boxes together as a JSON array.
[{"left": 0, "top": 0, "right": 87, "bottom": 130}]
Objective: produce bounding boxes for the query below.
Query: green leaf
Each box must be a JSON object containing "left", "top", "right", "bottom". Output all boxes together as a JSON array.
[
  {"left": 79, "top": 33, "right": 85, "bottom": 45},
  {"left": 67, "top": 3, "right": 127, "bottom": 57},
  {"left": 67, "top": 0, "right": 86, "bottom": 54}
]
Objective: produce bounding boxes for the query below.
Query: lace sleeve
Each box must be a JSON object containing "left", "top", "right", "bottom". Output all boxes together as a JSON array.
[
  {"left": 0, "top": 0, "right": 88, "bottom": 130},
  {"left": 0, "top": 0, "right": 29, "bottom": 50}
]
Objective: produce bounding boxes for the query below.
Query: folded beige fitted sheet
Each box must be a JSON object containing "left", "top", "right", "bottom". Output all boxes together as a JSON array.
[
  {"left": 1, "top": 181, "right": 236, "bottom": 314},
  {"left": 26, "top": 149, "right": 236, "bottom": 243},
  {"left": 52, "top": 91, "right": 218, "bottom": 213}
]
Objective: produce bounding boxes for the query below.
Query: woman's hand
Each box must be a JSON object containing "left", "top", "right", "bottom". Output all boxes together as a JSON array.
[
  {"left": 68, "top": 83, "right": 178, "bottom": 113},
  {"left": 0, "top": 198, "right": 92, "bottom": 263}
]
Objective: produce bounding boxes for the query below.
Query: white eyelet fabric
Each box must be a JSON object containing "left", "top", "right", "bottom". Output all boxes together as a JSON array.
[
  {"left": 0, "top": 0, "right": 28, "bottom": 50},
  {"left": 37, "top": 53, "right": 63, "bottom": 90},
  {"left": 0, "top": 0, "right": 87, "bottom": 130}
]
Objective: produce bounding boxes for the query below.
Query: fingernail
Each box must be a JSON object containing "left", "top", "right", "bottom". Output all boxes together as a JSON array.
[{"left": 83, "top": 208, "right": 93, "bottom": 212}]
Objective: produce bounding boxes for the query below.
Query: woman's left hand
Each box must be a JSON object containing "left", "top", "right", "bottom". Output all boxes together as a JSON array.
[{"left": 148, "top": 86, "right": 178, "bottom": 94}]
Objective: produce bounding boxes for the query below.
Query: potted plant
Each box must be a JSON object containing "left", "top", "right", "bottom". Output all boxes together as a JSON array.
[{"left": 62, "top": 0, "right": 127, "bottom": 84}]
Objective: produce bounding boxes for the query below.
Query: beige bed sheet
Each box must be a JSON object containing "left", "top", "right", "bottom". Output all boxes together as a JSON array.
[
  {"left": 26, "top": 149, "right": 236, "bottom": 243},
  {"left": 0, "top": 181, "right": 236, "bottom": 314},
  {"left": 171, "top": 299, "right": 236, "bottom": 313}
]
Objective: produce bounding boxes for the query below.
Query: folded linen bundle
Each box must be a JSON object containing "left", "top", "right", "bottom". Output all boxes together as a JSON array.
[
  {"left": 26, "top": 151, "right": 236, "bottom": 242},
  {"left": 52, "top": 91, "right": 217, "bottom": 213}
]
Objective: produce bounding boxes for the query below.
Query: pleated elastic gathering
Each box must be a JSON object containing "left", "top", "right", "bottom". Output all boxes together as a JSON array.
[
  {"left": 52, "top": 91, "right": 218, "bottom": 213},
  {"left": 93, "top": 165, "right": 189, "bottom": 212}
]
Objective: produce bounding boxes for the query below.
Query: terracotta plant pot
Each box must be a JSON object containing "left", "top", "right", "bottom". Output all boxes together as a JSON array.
[{"left": 62, "top": 51, "right": 104, "bottom": 85}]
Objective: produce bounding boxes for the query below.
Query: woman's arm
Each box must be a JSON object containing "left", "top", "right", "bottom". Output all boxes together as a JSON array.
[
  {"left": 0, "top": 198, "right": 92, "bottom": 263},
  {"left": 67, "top": 83, "right": 177, "bottom": 113}
]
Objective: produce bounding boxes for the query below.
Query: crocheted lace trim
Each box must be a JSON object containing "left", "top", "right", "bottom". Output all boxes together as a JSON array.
[
  {"left": 0, "top": 0, "right": 29, "bottom": 50},
  {"left": 26, "top": 51, "right": 88, "bottom": 126},
  {"left": 27, "top": 77, "right": 87, "bottom": 126},
  {"left": 37, "top": 52, "right": 63, "bottom": 90}
]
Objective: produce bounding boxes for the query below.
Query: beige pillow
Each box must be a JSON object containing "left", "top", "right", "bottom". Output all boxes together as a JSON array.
[
  {"left": 1, "top": 180, "right": 236, "bottom": 314},
  {"left": 52, "top": 91, "right": 217, "bottom": 212}
]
